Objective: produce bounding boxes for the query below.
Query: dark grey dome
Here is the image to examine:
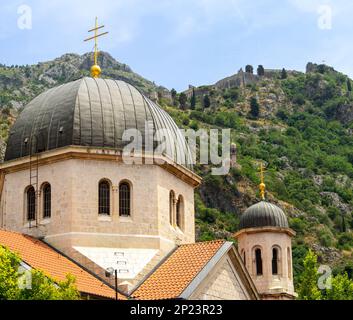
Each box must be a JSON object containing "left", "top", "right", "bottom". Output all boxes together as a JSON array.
[
  {"left": 5, "top": 77, "right": 192, "bottom": 169},
  {"left": 239, "top": 201, "right": 288, "bottom": 229}
]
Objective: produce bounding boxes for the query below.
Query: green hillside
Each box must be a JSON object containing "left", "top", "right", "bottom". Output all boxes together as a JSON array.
[
  {"left": 161, "top": 63, "right": 353, "bottom": 285},
  {"left": 2, "top": 55, "right": 353, "bottom": 286}
]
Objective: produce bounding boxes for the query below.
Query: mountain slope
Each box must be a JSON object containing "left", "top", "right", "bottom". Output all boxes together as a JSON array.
[
  {"left": 0, "top": 51, "right": 164, "bottom": 111},
  {"left": 165, "top": 63, "right": 353, "bottom": 283},
  {"left": 1, "top": 55, "right": 353, "bottom": 285}
]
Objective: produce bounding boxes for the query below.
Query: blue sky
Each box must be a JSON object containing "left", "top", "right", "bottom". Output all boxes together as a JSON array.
[{"left": 1, "top": 0, "right": 353, "bottom": 91}]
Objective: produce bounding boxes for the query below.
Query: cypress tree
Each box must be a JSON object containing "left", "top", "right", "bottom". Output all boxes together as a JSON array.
[
  {"left": 203, "top": 95, "right": 211, "bottom": 108},
  {"left": 190, "top": 88, "right": 196, "bottom": 109},
  {"left": 250, "top": 97, "right": 260, "bottom": 118},
  {"left": 281, "top": 68, "right": 288, "bottom": 79},
  {"left": 257, "top": 65, "right": 265, "bottom": 76},
  {"left": 245, "top": 65, "right": 254, "bottom": 74},
  {"left": 179, "top": 93, "right": 188, "bottom": 110}
]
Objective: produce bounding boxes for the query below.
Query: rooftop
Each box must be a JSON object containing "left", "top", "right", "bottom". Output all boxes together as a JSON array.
[
  {"left": 0, "top": 229, "right": 127, "bottom": 300},
  {"left": 239, "top": 201, "right": 289, "bottom": 229},
  {"left": 5, "top": 77, "right": 192, "bottom": 169},
  {"left": 132, "top": 240, "right": 226, "bottom": 300}
]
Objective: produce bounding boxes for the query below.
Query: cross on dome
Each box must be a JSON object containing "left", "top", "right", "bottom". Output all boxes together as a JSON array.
[{"left": 84, "top": 17, "right": 109, "bottom": 78}]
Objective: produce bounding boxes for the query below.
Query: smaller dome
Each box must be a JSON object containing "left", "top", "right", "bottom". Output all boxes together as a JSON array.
[{"left": 239, "top": 201, "right": 288, "bottom": 229}]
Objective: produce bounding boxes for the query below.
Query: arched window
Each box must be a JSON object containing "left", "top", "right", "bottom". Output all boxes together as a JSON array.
[
  {"left": 169, "top": 191, "right": 175, "bottom": 225},
  {"left": 272, "top": 248, "right": 279, "bottom": 275},
  {"left": 42, "top": 183, "right": 51, "bottom": 219},
  {"left": 99, "top": 180, "right": 110, "bottom": 215},
  {"left": 176, "top": 195, "right": 184, "bottom": 230},
  {"left": 119, "top": 182, "right": 131, "bottom": 216},
  {"left": 255, "top": 248, "right": 263, "bottom": 275},
  {"left": 27, "top": 186, "right": 36, "bottom": 221}
]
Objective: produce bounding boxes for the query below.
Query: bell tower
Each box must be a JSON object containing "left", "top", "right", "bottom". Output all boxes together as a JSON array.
[{"left": 235, "top": 165, "right": 296, "bottom": 300}]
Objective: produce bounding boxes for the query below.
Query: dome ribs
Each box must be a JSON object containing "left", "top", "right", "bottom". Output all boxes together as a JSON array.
[{"left": 5, "top": 77, "right": 193, "bottom": 170}]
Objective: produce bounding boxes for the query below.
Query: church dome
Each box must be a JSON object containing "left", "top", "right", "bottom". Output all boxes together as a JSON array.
[
  {"left": 5, "top": 77, "right": 192, "bottom": 169},
  {"left": 239, "top": 201, "right": 288, "bottom": 229}
]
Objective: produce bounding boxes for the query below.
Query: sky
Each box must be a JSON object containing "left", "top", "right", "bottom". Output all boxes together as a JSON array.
[{"left": 1, "top": 0, "right": 353, "bottom": 91}]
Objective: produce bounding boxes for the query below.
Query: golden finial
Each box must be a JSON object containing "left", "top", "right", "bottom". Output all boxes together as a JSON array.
[
  {"left": 84, "top": 17, "right": 109, "bottom": 78},
  {"left": 259, "top": 162, "right": 266, "bottom": 200}
]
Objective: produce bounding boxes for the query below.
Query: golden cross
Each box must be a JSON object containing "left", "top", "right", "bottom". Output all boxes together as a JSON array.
[
  {"left": 259, "top": 162, "right": 266, "bottom": 200},
  {"left": 84, "top": 17, "right": 109, "bottom": 78}
]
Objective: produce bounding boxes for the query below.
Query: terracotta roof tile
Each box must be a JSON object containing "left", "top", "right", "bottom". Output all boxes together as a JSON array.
[
  {"left": 132, "top": 240, "right": 225, "bottom": 300},
  {"left": 0, "top": 229, "right": 126, "bottom": 300}
]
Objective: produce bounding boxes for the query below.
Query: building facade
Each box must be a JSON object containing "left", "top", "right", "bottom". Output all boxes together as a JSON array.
[{"left": 235, "top": 201, "right": 296, "bottom": 299}]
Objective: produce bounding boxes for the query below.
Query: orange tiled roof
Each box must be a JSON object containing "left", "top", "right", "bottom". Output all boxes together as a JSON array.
[
  {"left": 132, "top": 240, "right": 226, "bottom": 300},
  {"left": 0, "top": 229, "right": 126, "bottom": 300}
]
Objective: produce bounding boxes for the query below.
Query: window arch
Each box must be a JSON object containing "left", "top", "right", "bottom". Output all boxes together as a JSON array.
[
  {"left": 26, "top": 186, "right": 36, "bottom": 222},
  {"left": 176, "top": 195, "right": 184, "bottom": 230},
  {"left": 99, "top": 180, "right": 111, "bottom": 215},
  {"left": 42, "top": 183, "right": 51, "bottom": 219},
  {"left": 255, "top": 248, "right": 263, "bottom": 276},
  {"left": 119, "top": 181, "right": 131, "bottom": 217},
  {"left": 169, "top": 191, "right": 175, "bottom": 225},
  {"left": 272, "top": 247, "right": 279, "bottom": 275}
]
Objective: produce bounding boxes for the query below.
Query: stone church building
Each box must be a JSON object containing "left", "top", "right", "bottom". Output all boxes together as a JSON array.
[{"left": 0, "top": 75, "right": 296, "bottom": 300}]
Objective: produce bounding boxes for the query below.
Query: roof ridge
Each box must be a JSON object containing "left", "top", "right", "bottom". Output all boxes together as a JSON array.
[
  {"left": 0, "top": 228, "right": 30, "bottom": 237},
  {"left": 0, "top": 229, "right": 45, "bottom": 244},
  {"left": 179, "top": 240, "right": 226, "bottom": 248}
]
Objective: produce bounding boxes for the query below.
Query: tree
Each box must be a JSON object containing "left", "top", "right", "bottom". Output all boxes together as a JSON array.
[
  {"left": 171, "top": 89, "right": 177, "bottom": 106},
  {"left": 347, "top": 79, "right": 352, "bottom": 92},
  {"left": 281, "top": 68, "right": 288, "bottom": 79},
  {"left": 24, "top": 66, "right": 31, "bottom": 78},
  {"left": 297, "top": 250, "right": 353, "bottom": 300},
  {"left": 0, "top": 246, "right": 21, "bottom": 300},
  {"left": 190, "top": 88, "right": 196, "bottom": 109},
  {"left": 317, "top": 64, "right": 326, "bottom": 74},
  {"left": 19, "top": 271, "right": 79, "bottom": 300},
  {"left": 203, "top": 95, "right": 211, "bottom": 109},
  {"left": 179, "top": 93, "right": 188, "bottom": 110},
  {"left": 2, "top": 107, "right": 11, "bottom": 116},
  {"left": 297, "top": 250, "right": 321, "bottom": 300},
  {"left": 341, "top": 212, "right": 347, "bottom": 233},
  {"left": 0, "top": 246, "right": 80, "bottom": 300},
  {"left": 323, "top": 273, "right": 353, "bottom": 300},
  {"left": 245, "top": 65, "right": 254, "bottom": 74},
  {"left": 157, "top": 91, "right": 163, "bottom": 102},
  {"left": 249, "top": 97, "right": 260, "bottom": 118},
  {"left": 257, "top": 65, "right": 265, "bottom": 76}
]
